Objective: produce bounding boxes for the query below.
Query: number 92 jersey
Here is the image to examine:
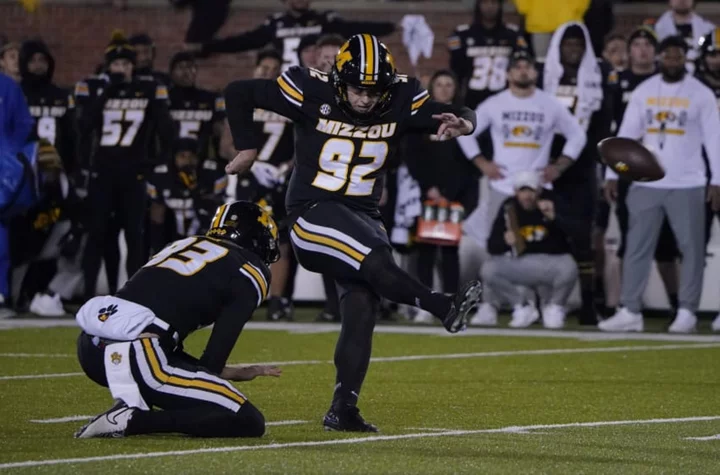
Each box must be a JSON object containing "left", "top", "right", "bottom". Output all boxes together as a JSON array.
[
  {"left": 225, "top": 67, "right": 475, "bottom": 215},
  {"left": 116, "top": 235, "right": 271, "bottom": 339}
]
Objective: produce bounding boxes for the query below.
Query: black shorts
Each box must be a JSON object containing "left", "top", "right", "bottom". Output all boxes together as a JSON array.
[
  {"left": 289, "top": 201, "right": 389, "bottom": 281},
  {"left": 616, "top": 180, "right": 680, "bottom": 261},
  {"left": 236, "top": 175, "right": 289, "bottom": 243},
  {"left": 77, "top": 332, "right": 251, "bottom": 414}
]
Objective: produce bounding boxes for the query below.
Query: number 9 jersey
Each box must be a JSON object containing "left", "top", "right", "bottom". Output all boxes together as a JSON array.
[{"left": 225, "top": 66, "right": 476, "bottom": 215}]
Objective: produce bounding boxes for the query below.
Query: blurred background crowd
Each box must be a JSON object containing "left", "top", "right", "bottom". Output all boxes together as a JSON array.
[{"left": 2, "top": 0, "right": 720, "bottom": 334}]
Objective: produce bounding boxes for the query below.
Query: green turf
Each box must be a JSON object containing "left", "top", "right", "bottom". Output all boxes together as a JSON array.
[{"left": 1, "top": 316, "right": 719, "bottom": 474}]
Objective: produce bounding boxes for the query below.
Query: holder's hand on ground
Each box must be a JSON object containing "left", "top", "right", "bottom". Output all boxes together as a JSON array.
[{"left": 222, "top": 365, "right": 282, "bottom": 382}]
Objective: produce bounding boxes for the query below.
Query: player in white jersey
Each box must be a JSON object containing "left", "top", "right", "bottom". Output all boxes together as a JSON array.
[
  {"left": 601, "top": 35, "right": 720, "bottom": 333},
  {"left": 457, "top": 50, "right": 586, "bottom": 324}
]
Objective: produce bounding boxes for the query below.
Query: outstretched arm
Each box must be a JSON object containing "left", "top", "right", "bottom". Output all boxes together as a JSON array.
[{"left": 224, "top": 69, "right": 305, "bottom": 174}]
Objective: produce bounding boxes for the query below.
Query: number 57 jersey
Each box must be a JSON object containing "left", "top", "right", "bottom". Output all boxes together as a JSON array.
[{"left": 226, "top": 67, "right": 475, "bottom": 215}]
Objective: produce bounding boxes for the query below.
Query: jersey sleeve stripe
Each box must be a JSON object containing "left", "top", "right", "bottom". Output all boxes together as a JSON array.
[
  {"left": 214, "top": 176, "right": 228, "bottom": 194},
  {"left": 146, "top": 183, "right": 158, "bottom": 199},
  {"left": 278, "top": 74, "right": 303, "bottom": 99},
  {"left": 411, "top": 94, "right": 430, "bottom": 112},
  {"left": 74, "top": 82, "right": 89, "bottom": 96},
  {"left": 215, "top": 97, "right": 226, "bottom": 112},
  {"left": 240, "top": 263, "right": 268, "bottom": 304},
  {"left": 413, "top": 90, "right": 429, "bottom": 102}
]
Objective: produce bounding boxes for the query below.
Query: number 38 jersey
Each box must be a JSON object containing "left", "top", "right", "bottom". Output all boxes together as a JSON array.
[
  {"left": 74, "top": 75, "right": 175, "bottom": 169},
  {"left": 448, "top": 23, "right": 529, "bottom": 109},
  {"left": 225, "top": 67, "right": 476, "bottom": 214},
  {"left": 116, "top": 235, "right": 271, "bottom": 370}
]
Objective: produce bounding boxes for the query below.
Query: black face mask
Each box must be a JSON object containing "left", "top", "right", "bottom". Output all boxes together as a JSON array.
[{"left": 108, "top": 72, "right": 126, "bottom": 85}]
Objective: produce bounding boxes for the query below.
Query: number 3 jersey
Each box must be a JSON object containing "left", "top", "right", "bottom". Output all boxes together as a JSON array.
[
  {"left": 116, "top": 235, "right": 271, "bottom": 371},
  {"left": 224, "top": 67, "right": 477, "bottom": 214},
  {"left": 448, "top": 22, "right": 529, "bottom": 109},
  {"left": 74, "top": 74, "right": 175, "bottom": 170}
]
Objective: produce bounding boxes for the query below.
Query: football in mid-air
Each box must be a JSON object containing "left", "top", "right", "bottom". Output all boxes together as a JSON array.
[{"left": 597, "top": 137, "right": 665, "bottom": 182}]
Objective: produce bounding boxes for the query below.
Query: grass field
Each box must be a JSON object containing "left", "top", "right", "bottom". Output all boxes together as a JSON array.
[{"left": 1, "top": 311, "right": 719, "bottom": 474}]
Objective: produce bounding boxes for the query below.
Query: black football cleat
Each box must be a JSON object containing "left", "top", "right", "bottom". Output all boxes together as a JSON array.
[
  {"left": 323, "top": 405, "right": 379, "bottom": 433},
  {"left": 443, "top": 280, "right": 482, "bottom": 333}
]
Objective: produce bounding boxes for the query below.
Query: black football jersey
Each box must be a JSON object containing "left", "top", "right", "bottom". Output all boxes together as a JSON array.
[
  {"left": 169, "top": 86, "right": 225, "bottom": 160},
  {"left": 202, "top": 9, "right": 394, "bottom": 70},
  {"left": 537, "top": 61, "right": 613, "bottom": 179},
  {"left": 22, "top": 83, "right": 76, "bottom": 171},
  {"left": 225, "top": 67, "right": 476, "bottom": 214},
  {"left": 116, "top": 235, "right": 270, "bottom": 372},
  {"left": 607, "top": 67, "right": 655, "bottom": 134},
  {"left": 252, "top": 108, "right": 294, "bottom": 167},
  {"left": 74, "top": 74, "right": 174, "bottom": 169},
  {"left": 147, "top": 159, "right": 228, "bottom": 238},
  {"left": 448, "top": 23, "right": 529, "bottom": 109}
]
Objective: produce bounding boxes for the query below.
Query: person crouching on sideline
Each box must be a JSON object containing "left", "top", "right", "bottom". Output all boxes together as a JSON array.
[{"left": 482, "top": 171, "right": 577, "bottom": 329}]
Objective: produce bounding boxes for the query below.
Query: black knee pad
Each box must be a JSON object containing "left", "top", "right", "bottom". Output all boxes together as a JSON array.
[
  {"left": 236, "top": 401, "right": 265, "bottom": 438},
  {"left": 76, "top": 332, "right": 109, "bottom": 388}
]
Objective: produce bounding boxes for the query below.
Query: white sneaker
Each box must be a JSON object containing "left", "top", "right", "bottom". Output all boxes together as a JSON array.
[
  {"left": 542, "top": 304, "right": 566, "bottom": 329},
  {"left": 0, "top": 294, "right": 16, "bottom": 319},
  {"left": 29, "top": 293, "right": 66, "bottom": 317},
  {"left": 470, "top": 303, "right": 497, "bottom": 326},
  {"left": 75, "top": 401, "right": 135, "bottom": 438},
  {"left": 668, "top": 308, "right": 697, "bottom": 334},
  {"left": 598, "top": 308, "right": 643, "bottom": 332},
  {"left": 509, "top": 304, "right": 539, "bottom": 328},
  {"left": 712, "top": 313, "right": 720, "bottom": 332},
  {"left": 413, "top": 309, "right": 434, "bottom": 324}
]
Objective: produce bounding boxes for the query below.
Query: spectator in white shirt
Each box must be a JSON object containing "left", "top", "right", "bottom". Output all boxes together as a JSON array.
[
  {"left": 653, "top": 0, "right": 715, "bottom": 62},
  {"left": 457, "top": 50, "right": 586, "bottom": 325},
  {"left": 602, "top": 35, "right": 720, "bottom": 333}
]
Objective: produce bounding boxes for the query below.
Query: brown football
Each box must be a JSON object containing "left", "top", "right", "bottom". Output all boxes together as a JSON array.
[{"left": 597, "top": 137, "right": 665, "bottom": 182}]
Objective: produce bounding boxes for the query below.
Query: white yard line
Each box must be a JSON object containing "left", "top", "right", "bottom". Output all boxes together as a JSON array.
[
  {"left": 28, "top": 416, "right": 308, "bottom": 426},
  {"left": 3, "top": 342, "right": 720, "bottom": 381},
  {"left": 0, "top": 353, "right": 74, "bottom": 358},
  {"left": 2, "top": 415, "right": 718, "bottom": 470},
  {"left": 0, "top": 372, "right": 83, "bottom": 381},
  {"left": 685, "top": 434, "right": 720, "bottom": 441},
  {"left": 3, "top": 319, "right": 720, "bottom": 342}
]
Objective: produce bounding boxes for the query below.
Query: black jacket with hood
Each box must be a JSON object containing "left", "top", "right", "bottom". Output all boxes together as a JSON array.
[{"left": 20, "top": 40, "right": 76, "bottom": 173}]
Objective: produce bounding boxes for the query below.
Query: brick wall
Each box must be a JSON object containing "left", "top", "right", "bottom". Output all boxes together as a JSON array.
[{"left": 1, "top": 3, "right": 718, "bottom": 90}]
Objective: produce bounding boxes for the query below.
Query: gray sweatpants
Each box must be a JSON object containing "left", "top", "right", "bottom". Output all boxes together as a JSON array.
[
  {"left": 462, "top": 184, "right": 511, "bottom": 249},
  {"left": 481, "top": 254, "right": 578, "bottom": 306},
  {"left": 621, "top": 186, "right": 706, "bottom": 313}
]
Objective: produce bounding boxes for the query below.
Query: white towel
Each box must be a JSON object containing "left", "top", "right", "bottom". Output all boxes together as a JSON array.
[
  {"left": 401, "top": 14, "right": 434, "bottom": 67},
  {"left": 543, "top": 22, "right": 603, "bottom": 128},
  {"left": 654, "top": 10, "right": 715, "bottom": 59},
  {"left": 390, "top": 164, "right": 422, "bottom": 246}
]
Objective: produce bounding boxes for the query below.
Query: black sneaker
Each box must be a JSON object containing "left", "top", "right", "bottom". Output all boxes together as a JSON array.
[
  {"left": 442, "top": 280, "right": 482, "bottom": 333},
  {"left": 323, "top": 405, "right": 378, "bottom": 433}
]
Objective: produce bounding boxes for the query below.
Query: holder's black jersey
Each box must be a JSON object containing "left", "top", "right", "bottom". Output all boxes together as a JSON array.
[
  {"left": 225, "top": 67, "right": 477, "bottom": 215},
  {"left": 116, "top": 235, "right": 271, "bottom": 372}
]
